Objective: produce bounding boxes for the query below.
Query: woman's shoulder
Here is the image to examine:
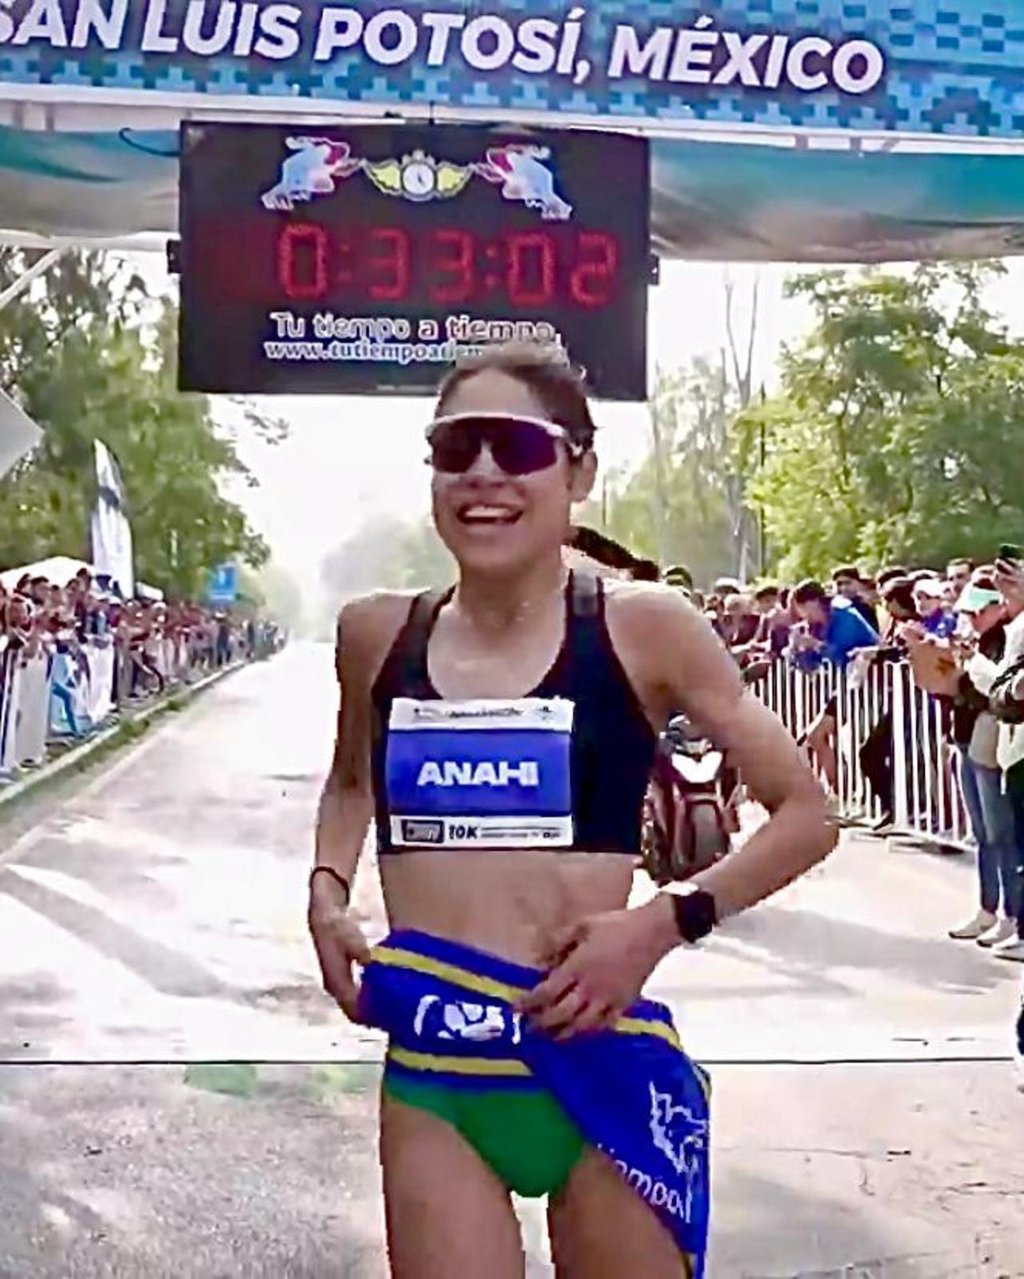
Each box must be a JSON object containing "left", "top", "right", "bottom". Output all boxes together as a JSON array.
[
  {"left": 602, "top": 576, "right": 703, "bottom": 626},
  {"left": 601, "top": 578, "right": 714, "bottom": 665},
  {"left": 335, "top": 589, "right": 439, "bottom": 681}
]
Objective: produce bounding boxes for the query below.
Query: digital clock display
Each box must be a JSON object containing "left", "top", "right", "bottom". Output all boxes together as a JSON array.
[{"left": 178, "top": 123, "right": 650, "bottom": 400}]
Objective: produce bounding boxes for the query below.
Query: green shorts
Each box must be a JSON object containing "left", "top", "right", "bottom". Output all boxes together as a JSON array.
[{"left": 383, "top": 1069, "right": 586, "bottom": 1198}]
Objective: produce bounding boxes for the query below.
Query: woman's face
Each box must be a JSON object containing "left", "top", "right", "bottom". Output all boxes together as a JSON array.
[{"left": 430, "top": 369, "right": 595, "bottom": 575}]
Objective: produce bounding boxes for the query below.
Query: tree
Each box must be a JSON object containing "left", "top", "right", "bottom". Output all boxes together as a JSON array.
[
  {"left": 598, "top": 358, "right": 745, "bottom": 585},
  {"left": 738, "top": 262, "right": 1024, "bottom": 577},
  {"left": 0, "top": 249, "right": 273, "bottom": 595}
]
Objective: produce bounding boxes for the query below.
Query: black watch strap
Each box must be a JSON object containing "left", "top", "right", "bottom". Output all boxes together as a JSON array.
[{"left": 664, "top": 888, "right": 718, "bottom": 944}]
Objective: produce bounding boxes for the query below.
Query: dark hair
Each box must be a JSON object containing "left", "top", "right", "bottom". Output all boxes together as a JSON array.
[
  {"left": 831, "top": 566, "right": 861, "bottom": 583},
  {"left": 881, "top": 576, "right": 918, "bottom": 618},
  {"left": 567, "top": 525, "right": 635, "bottom": 571},
  {"left": 876, "top": 567, "right": 907, "bottom": 589},
  {"left": 437, "top": 341, "right": 596, "bottom": 450},
  {"left": 630, "top": 559, "right": 661, "bottom": 582},
  {"left": 971, "top": 574, "right": 998, "bottom": 593},
  {"left": 792, "top": 580, "right": 828, "bottom": 606},
  {"left": 754, "top": 584, "right": 779, "bottom": 602},
  {"left": 664, "top": 564, "right": 694, "bottom": 590}
]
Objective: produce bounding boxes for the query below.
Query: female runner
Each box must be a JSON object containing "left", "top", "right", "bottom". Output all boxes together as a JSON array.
[{"left": 309, "top": 342, "right": 835, "bottom": 1278}]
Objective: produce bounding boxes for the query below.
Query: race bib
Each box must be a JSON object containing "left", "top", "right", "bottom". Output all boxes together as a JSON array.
[{"left": 385, "top": 697, "right": 574, "bottom": 849}]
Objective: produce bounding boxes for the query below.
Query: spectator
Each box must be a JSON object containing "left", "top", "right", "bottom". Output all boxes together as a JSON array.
[
  {"left": 832, "top": 566, "right": 879, "bottom": 630},
  {"left": 913, "top": 577, "right": 958, "bottom": 639},
  {"left": 945, "top": 579, "right": 1018, "bottom": 946},
  {"left": 721, "top": 593, "right": 760, "bottom": 651},
  {"left": 789, "top": 580, "right": 880, "bottom": 797},
  {"left": 979, "top": 557, "right": 1024, "bottom": 962},
  {"left": 663, "top": 564, "right": 694, "bottom": 592},
  {"left": 789, "top": 580, "right": 880, "bottom": 673},
  {"left": 947, "top": 558, "right": 976, "bottom": 600}
]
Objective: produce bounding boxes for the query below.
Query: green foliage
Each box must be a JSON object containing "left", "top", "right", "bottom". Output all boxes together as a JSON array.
[
  {"left": 599, "top": 359, "right": 757, "bottom": 584},
  {"left": 740, "top": 261, "right": 1024, "bottom": 578},
  {"left": 320, "top": 510, "right": 454, "bottom": 612},
  {"left": 0, "top": 249, "right": 273, "bottom": 595}
]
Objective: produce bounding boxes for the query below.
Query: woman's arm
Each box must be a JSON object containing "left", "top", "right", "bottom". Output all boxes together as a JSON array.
[
  {"left": 647, "top": 591, "right": 835, "bottom": 921},
  {"left": 314, "top": 593, "right": 410, "bottom": 882},
  {"left": 520, "top": 587, "right": 834, "bottom": 1038},
  {"left": 309, "top": 592, "right": 409, "bottom": 1018}
]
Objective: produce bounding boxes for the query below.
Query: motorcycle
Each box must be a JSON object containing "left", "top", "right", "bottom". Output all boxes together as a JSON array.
[
  {"left": 640, "top": 658, "right": 772, "bottom": 885},
  {"left": 640, "top": 715, "right": 733, "bottom": 886}
]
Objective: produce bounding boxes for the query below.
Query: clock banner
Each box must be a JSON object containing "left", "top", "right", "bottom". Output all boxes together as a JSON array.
[{"left": 1, "top": 0, "right": 1023, "bottom": 140}]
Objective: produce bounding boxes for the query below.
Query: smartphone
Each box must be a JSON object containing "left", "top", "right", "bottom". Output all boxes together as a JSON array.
[{"left": 998, "top": 543, "right": 1022, "bottom": 563}]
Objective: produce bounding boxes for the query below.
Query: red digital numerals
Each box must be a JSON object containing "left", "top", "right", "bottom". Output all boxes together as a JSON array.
[{"left": 276, "top": 223, "right": 618, "bottom": 310}]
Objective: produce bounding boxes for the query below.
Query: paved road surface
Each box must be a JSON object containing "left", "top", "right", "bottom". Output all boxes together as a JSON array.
[{"left": 1, "top": 643, "right": 1021, "bottom": 1277}]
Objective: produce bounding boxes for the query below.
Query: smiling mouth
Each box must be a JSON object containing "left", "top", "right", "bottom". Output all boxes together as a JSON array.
[{"left": 456, "top": 504, "right": 523, "bottom": 527}]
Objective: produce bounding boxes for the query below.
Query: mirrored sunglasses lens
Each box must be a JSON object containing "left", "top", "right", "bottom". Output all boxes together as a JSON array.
[
  {"left": 490, "top": 423, "right": 560, "bottom": 475},
  {"left": 429, "top": 423, "right": 483, "bottom": 473}
]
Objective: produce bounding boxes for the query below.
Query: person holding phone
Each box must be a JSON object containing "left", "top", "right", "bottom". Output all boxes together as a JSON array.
[{"left": 964, "top": 551, "right": 1024, "bottom": 962}]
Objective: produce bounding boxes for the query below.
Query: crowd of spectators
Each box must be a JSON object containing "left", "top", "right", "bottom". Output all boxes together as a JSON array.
[
  {"left": 0, "top": 564, "right": 282, "bottom": 761},
  {"left": 663, "top": 556, "right": 1024, "bottom": 967}
]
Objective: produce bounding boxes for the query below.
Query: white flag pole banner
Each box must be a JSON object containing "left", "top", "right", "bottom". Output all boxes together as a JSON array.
[
  {"left": 90, "top": 439, "right": 135, "bottom": 600},
  {"left": 0, "top": 387, "right": 42, "bottom": 480}
]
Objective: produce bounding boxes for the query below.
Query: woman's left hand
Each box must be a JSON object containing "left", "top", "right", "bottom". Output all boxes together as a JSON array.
[{"left": 517, "top": 901, "right": 675, "bottom": 1041}]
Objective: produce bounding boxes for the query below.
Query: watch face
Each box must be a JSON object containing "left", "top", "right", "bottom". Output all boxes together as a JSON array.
[{"left": 668, "top": 887, "right": 718, "bottom": 943}]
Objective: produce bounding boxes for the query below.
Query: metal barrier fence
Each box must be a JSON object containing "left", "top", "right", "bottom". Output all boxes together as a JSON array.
[
  {"left": 756, "top": 658, "right": 971, "bottom": 848},
  {"left": 0, "top": 633, "right": 258, "bottom": 786}
]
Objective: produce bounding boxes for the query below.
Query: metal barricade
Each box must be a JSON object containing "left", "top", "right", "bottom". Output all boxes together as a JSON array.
[
  {"left": 890, "top": 662, "right": 969, "bottom": 847},
  {"left": 756, "top": 657, "right": 971, "bottom": 848}
]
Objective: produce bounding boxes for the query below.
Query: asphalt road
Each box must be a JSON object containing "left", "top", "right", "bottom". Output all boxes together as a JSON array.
[{"left": 1, "top": 643, "right": 1021, "bottom": 1277}]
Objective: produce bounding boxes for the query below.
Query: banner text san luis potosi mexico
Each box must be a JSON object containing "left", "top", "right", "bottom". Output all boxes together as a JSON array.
[{"left": 1, "top": 1, "right": 1022, "bottom": 140}]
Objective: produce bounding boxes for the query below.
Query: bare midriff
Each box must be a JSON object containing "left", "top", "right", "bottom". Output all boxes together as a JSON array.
[{"left": 379, "top": 849, "right": 635, "bottom": 967}]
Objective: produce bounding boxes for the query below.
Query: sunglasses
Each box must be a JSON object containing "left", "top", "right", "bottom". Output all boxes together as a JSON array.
[{"left": 426, "top": 413, "right": 584, "bottom": 477}]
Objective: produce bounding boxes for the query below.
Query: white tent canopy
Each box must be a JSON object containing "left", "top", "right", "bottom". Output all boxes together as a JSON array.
[{"left": 0, "top": 555, "right": 92, "bottom": 589}]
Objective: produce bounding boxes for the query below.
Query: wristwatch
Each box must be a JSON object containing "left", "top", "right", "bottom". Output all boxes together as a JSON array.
[{"left": 662, "top": 885, "right": 719, "bottom": 944}]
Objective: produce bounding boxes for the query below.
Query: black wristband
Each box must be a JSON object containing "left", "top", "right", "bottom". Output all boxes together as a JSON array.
[
  {"left": 309, "top": 866, "right": 351, "bottom": 903},
  {"left": 664, "top": 888, "right": 718, "bottom": 944}
]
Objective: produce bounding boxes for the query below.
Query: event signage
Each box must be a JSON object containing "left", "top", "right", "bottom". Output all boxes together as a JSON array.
[
  {"left": 178, "top": 123, "right": 650, "bottom": 399},
  {"left": 0, "top": 2, "right": 1020, "bottom": 141},
  {"left": 207, "top": 563, "right": 237, "bottom": 605}
]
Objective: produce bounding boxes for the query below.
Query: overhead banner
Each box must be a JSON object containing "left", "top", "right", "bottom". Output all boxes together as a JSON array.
[
  {"left": 0, "top": 1, "right": 1021, "bottom": 140},
  {"left": 5, "top": 124, "right": 1024, "bottom": 263}
]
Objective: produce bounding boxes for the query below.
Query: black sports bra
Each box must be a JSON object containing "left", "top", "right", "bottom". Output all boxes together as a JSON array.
[{"left": 370, "top": 571, "right": 656, "bottom": 855}]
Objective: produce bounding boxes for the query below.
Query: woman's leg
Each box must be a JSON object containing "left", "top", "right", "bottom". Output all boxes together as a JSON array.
[
  {"left": 973, "top": 764, "right": 1020, "bottom": 921},
  {"left": 960, "top": 757, "right": 1000, "bottom": 916},
  {"left": 380, "top": 1087, "right": 525, "bottom": 1279},
  {"left": 548, "top": 1149, "right": 683, "bottom": 1279},
  {"left": 806, "top": 713, "right": 837, "bottom": 793},
  {"left": 859, "top": 712, "right": 894, "bottom": 818},
  {"left": 51, "top": 683, "right": 81, "bottom": 738}
]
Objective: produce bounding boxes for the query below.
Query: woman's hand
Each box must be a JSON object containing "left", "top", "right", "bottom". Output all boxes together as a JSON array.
[
  {"left": 517, "top": 900, "right": 675, "bottom": 1041},
  {"left": 308, "top": 873, "right": 371, "bottom": 1022}
]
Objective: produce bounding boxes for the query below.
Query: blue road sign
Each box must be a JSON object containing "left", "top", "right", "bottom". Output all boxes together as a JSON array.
[{"left": 208, "top": 563, "right": 237, "bottom": 606}]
